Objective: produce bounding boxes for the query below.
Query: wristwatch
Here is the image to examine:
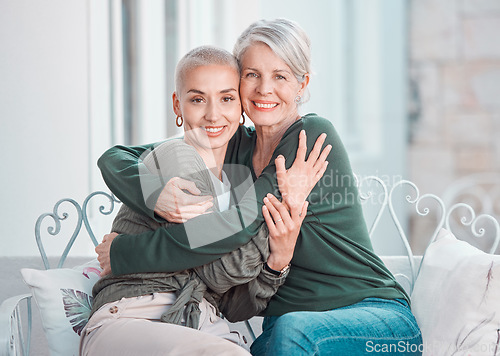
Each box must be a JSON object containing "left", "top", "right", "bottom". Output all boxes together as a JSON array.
[{"left": 264, "top": 262, "right": 291, "bottom": 277}]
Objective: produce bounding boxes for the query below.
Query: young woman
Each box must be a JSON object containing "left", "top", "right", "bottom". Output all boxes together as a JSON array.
[{"left": 96, "top": 19, "right": 422, "bottom": 355}]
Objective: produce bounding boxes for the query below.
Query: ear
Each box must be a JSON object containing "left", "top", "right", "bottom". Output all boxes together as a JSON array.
[
  {"left": 298, "top": 73, "right": 310, "bottom": 96},
  {"left": 172, "top": 92, "right": 182, "bottom": 116}
]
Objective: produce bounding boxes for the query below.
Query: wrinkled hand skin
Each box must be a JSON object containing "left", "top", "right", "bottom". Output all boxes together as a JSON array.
[
  {"left": 275, "top": 130, "right": 331, "bottom": 211},
  {"left": 154, "top": 177, "right": 213, "bottom": 223}
]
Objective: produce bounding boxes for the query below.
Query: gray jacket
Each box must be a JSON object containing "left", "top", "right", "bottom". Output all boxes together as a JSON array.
[{"left": 92, "top": 139, "right": 286, "bottom": 328}]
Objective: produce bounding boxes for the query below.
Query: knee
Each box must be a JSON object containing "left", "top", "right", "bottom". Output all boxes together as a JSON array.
[
  {"left": 268, "top": 312, "right": 317, "bottom": 353},
  {"left": 273, "top": 312, "right": 311, "bottom": 335}
]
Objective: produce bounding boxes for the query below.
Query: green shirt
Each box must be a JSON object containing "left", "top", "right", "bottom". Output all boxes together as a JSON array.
[{"left": 98, "top": 113, "right": 409, "bottom": 315}]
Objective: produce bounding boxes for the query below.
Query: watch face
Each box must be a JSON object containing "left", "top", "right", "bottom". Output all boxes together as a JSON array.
[{"left": 280, "top": 264, "right": 291, "bottom": 277}]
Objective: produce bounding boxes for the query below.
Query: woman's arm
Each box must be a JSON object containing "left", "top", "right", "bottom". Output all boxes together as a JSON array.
[
  {"left": 98, "top": 121, "right": 332, "bottom": 275},
  {"left": 98, "top": 143, "right": 159, "bottom": 218},
  {"left": 193, "top": 225, "right": 270, "bottom": 294},
  {"left": 98, "top": 141, "right": 213, "bottom": 222},
  {"left": 193, "top": 193, "right": 308, "bottom": 291},
  {"left": 217, "top": 270, "right": 285, "bottom": 322},
  {"left": 194, "top": 195, "right": 308, "bottom": 321}
]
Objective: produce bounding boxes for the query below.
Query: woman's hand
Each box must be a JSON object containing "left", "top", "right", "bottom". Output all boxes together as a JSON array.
[
  {"left": 275, "top": 130, "right": 331, "bottom": 211},
  {"left": 155, "top": 177, "right": 213, "bottom": 222},
  {"left": 96, "top": 232, "right": 118, "bottom": 276},
  {"left": 262, "top": 193, "right": 308, "bottom": 270}
]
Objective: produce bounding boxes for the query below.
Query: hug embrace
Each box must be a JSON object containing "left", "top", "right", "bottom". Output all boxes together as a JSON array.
[{"left": 81, "top": 18, "right": 423, "bottom": 356}]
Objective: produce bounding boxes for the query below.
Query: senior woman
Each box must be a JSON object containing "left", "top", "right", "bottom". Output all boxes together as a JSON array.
[{"left": 96, "top": 19, "right": 422, "bottom": 355}]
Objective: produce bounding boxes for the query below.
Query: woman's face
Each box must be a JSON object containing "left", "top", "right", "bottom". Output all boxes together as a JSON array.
[
  {"left": 239, "top": 42, "right": 308, "bottom": 128},
  {"left": 173, "top": 64, "right": 241, "bottom": 153}
]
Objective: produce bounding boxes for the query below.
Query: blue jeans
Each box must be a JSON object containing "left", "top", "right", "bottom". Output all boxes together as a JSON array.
[{"left": 250, "top": 298, "right": 422, "bottom": 356}]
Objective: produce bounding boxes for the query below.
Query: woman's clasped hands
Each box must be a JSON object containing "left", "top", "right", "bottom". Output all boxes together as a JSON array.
[{"left": 263, "top": 129, "right": 331, "bottom": 271}]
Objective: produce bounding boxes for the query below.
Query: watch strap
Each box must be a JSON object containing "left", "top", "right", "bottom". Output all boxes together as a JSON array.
[{"left": 264, "top": 262, "right": 290, "bottom": 277}]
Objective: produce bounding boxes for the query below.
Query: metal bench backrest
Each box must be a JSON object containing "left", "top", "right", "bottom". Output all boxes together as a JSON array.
[{"left": 5, "top": 178, "right": 499, "bottom": 355}]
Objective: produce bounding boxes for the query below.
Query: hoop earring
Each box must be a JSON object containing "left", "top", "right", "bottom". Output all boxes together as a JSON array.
[
  {"left": 240, "top": 113, "right": 246, "bottom": 126},
  {"left": 176, "top": 115, "right": 183, "bottom": 127},
  {"left": 295, "top": 95, "right": 301, "bottom": 104}
]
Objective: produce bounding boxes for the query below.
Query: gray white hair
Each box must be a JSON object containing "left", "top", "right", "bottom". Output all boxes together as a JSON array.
[
  {"left": 233, "top": 18, "right": 312, "bottom": 103},
  {"left": 175, "top": 46, "right": 239, "bottom": 93}
]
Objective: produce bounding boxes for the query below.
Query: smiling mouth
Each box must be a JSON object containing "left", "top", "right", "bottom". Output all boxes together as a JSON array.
[
  {"left": 253, "top": 101, "right": 278, "bottom": 109},
  {"left": 203, "top": 126, "right": 225, "bottom": 133},
  {"left": 202, "top": 126, "right": 227, "bottom": 137}
]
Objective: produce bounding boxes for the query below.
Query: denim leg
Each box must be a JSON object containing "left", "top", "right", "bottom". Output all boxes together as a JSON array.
[
  {"left": 250, "top": 316, "right": 280, "bottom": 356},
  {"left": 250, "top": 298, "right": 422, "bottom": 356}
]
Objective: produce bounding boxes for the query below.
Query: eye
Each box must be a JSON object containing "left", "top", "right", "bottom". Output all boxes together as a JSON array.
[
  {"left": 245, "top": 72, "right": 258, "bottom": 78},
  {"left": 275, "top": 74, "right": 286, "bottom": 80},
  {"left": 191, "top": 97, "right": 204, "bottom": 103},
  {"left": 222, "top": 96, "right": 235, "bottom": 102}
]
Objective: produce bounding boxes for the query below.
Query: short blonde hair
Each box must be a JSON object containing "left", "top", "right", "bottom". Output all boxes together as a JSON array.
[
  {"left": 175, "top": 46, "right": 239, "bottom": 93},
  {"left": 233, "top": 18, "right": 311, "bottom": 103}
]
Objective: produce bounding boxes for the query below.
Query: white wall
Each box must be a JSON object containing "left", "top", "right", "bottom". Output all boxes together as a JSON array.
[{"left": 0, "top": 0, "right": 112, "bottom": 257}]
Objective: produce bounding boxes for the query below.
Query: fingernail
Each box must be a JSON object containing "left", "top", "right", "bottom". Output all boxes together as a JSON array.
[{"left": 263, "top": 197, "right": 269, "bottom": 203}]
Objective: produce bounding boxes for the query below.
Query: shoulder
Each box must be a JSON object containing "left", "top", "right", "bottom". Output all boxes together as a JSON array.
[
  {"left": 143, "top": 139, "right": 200, "bottom": 169},
  {"left": 302, "top": 112, "right": 331, "bottom": 125},
  {"left": 298, "top": 113, "right": 346, "bottom": 151},
  {"left": 148, "top": 138, "right": 196, "bottom": 155},
  {"left": 141, "top": 139, "right": 211, "bottom": 186},
  {"left": 301, "top": 113, "right": 339, "bottom": 137},
  {"left": 278, "top": 113, "right": 342, "bottom": 149}
]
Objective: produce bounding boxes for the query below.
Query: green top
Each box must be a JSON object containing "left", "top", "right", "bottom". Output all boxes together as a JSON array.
[{"left": 98, "top": 113, "right": 409, "bottom": 315}]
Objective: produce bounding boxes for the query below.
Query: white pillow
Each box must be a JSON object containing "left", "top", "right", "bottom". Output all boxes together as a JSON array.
[
  {"left": 21, "top": 259, "right": 102, "bottom": 356},
  {"left": 411, "top": 229, "right": 500, "bottom": 356}
]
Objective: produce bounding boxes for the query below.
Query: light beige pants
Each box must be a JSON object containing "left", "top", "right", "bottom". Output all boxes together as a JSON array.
[{"left": 80, "top": 293, "right": 250, "bottom": 356}]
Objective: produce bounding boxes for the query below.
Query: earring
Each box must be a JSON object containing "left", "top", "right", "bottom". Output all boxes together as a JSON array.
[
  {"left": 176, "top": 115, "right": 183, "bottom": 127},
  {"left": 240, "top": 113, "right": 246, "bottom": 126},
  {"left": 295, "top": 95, "right": 301, "bottom": 104}
]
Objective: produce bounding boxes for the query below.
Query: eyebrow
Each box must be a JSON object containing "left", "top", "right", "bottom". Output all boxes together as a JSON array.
[
  {"left": 274, "top": 69, "right": 292, "bottom": 74},
  {"left": 187, "top": 88, "right": 237, "bottom": 94},
  {"left": 243, "top": 67, "right": 292, "bottom": 75},
  {"left": 243, "top": 67, "right": 260, "bottom": 72}
]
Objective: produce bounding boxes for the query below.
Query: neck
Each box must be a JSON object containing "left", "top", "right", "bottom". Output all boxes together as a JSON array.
[{"left": 252, "top": 114, "right": 301, "bottom": 176}]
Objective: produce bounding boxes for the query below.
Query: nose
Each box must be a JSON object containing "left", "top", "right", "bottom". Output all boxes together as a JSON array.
[
  {"left": 205, "top": 101, "right": 218, "bottom": 123},
  {"left": 256, "top": 77, "right": 273, "bottom": 96}
]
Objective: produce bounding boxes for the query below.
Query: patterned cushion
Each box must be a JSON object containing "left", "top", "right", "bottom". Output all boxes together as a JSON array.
[{"left": 21, "top": 259, "right": 101, "bottom": 356}]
